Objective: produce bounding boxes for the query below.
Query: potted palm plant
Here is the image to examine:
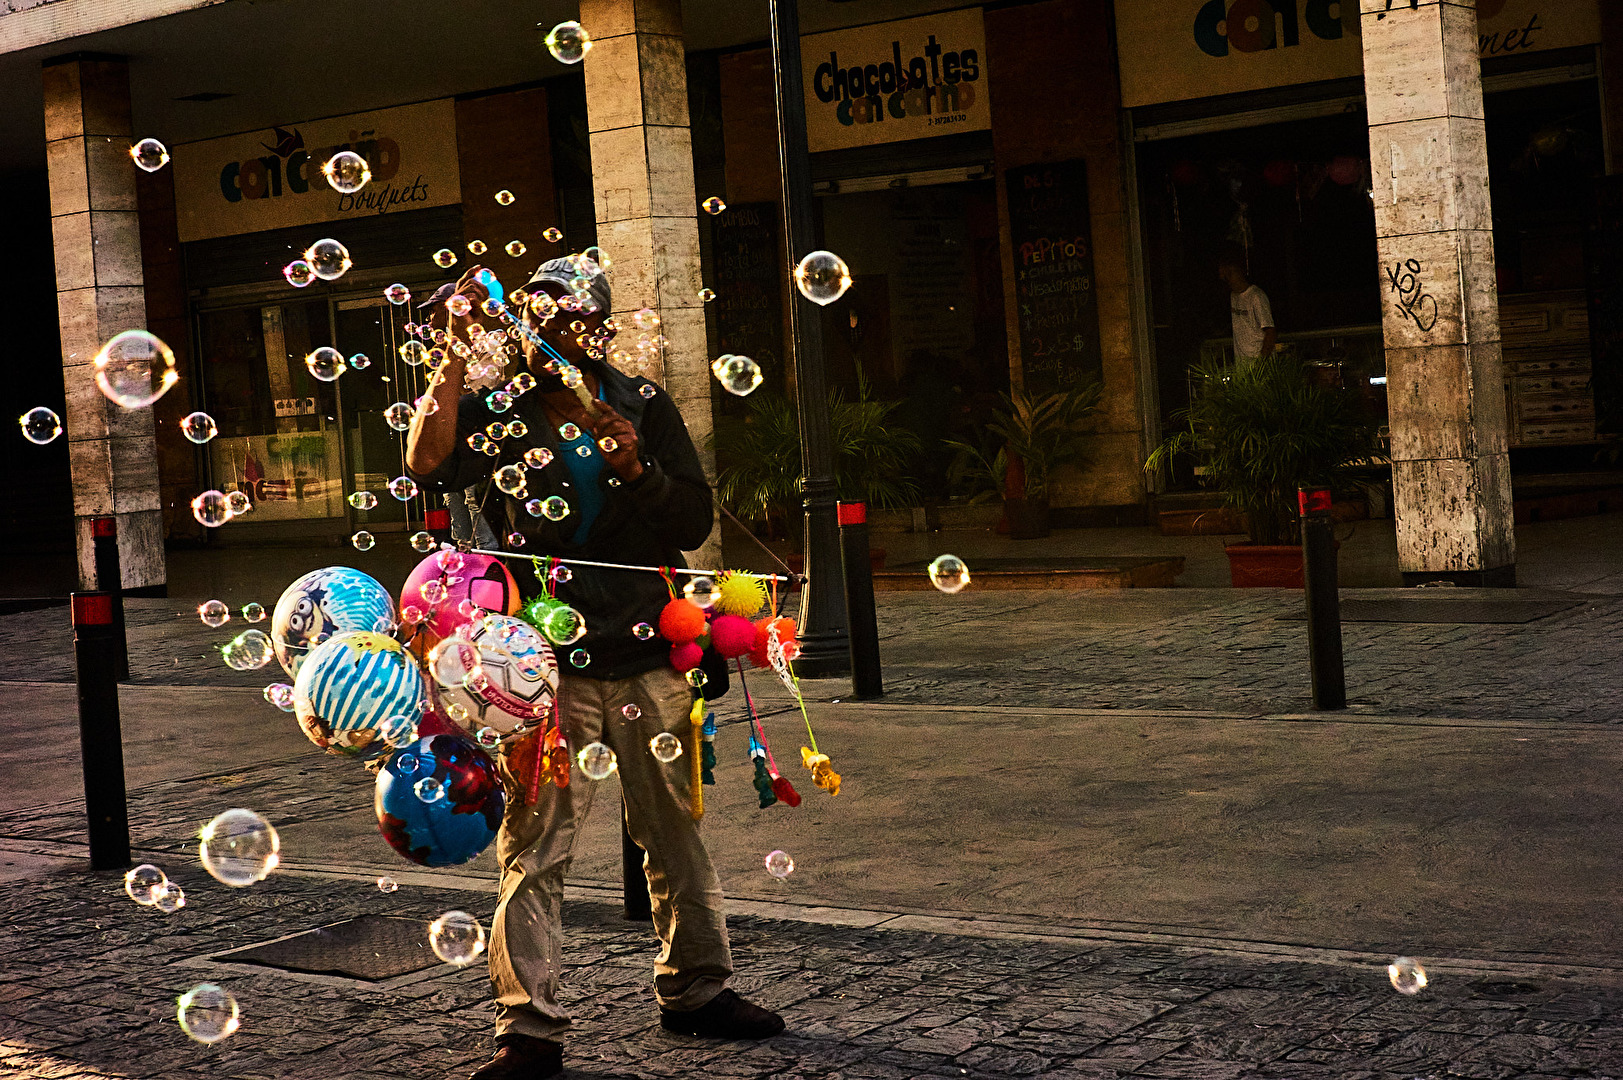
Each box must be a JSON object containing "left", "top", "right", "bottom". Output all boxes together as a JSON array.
[
  {"left": 946, "top": 382, "right": 1101, "bottom": 539},
  {"left": 1145, "top": 354, "right": 1384, "bottom": 587},
  {"left": 717, "top": 366, "right": 921, "bottom": 555}
]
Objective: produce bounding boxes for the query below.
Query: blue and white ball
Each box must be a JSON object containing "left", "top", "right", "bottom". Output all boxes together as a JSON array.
[
  {"left": 272, "top": 566, "right": 397, "bottom": 678},
  {"left": 293, "top": 631, "right": 425, "bottom": 759}
]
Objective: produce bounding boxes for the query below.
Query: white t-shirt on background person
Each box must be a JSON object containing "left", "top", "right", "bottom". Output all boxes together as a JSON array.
[{"left": 1230, "top": 284, "right": 1275, "bottom": 360}]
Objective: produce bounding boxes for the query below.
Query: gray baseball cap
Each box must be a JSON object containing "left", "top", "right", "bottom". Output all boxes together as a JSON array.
[{"left": 524, "top": 256, "right": 611, "bottom": 313}]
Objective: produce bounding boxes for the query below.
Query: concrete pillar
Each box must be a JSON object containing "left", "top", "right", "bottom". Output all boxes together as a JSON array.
[
  {"left": 580, "top": 0, "right": 719, "bottom": 566},
  {"left": 43, "top": 54, "right": 165, "bottom": 594},
  {"left": 1360, "top": 0, "right": 1515, "bottom": 586}
]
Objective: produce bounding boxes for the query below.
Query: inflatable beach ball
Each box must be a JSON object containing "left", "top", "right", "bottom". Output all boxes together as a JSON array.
[
  {"left": 292, "top": 631, "right": 426, "bottom": 759},
  {"left": 400, "top": 552, "right": 520, "bottom": 656},
  {"left": 272, "top": 566, "right": 396, "bottom": 677},
  {"left": 439, "top": 615, "right": 559, "bottom": 736},
  {"left": 375, "top": 733, "right": 503, "bottom": 867}
]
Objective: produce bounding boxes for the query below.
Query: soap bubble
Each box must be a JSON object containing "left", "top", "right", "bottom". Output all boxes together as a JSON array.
[
  {"left": 543, "top": 607, "right": 587, "bottom": 648},
  {"left": 685, "top": 668, "right": 708, "bottom": 689},
  {"left": 304, "top": 238, "right": 352, "bottom": 281},
  {"left": 468, "top": 239, "right": 488, "bottom": 255},
  {"left": 482, "top": 297, "right": 505, "bottom": 318},
  {"left": 348, "top": 490, "right": 378, "bottom": 510},
  {"left": 623, "top": 703, "right": 643, "bottom": 721},
  {"left": 506, "top": 531, "right": 527, "bottom": 548},
  {"left": 683, "top": 576, "right": 719, "bottom": 609},
  {"left": 505, "top": 240, "right": 527, "bottom": 258},
  {"left": 19, "top": 407, "right": 62, "bottom": 445},
  {"left": 447, "top": 294, "right": 471, "bottom": 318},
  {"left": 377, "top": 877, "right": 398, "bottom": 893},
  {"left": 180, "top": 411, "right": 217, "bottom": 444},
  {"left": 124, "top": 864, "right": 168, "bottom": 905},
  {"left": 487, "top": 390, "right": 513, "bottom": 413},
  {"left": 524, "top": 498, "right": 543, "bottom": 517},
  {"left": 349, "top": 351, "right": 372, "bottom": 370},
  {"left": 400, "top": 340, "right": 428, "bottom": 366},
  {"left": 94, "top": 330, "right": 178, "bottom": 409},
  {"left": 712, "top": 354, "right": 763, "bottom": 396},
  {"left": 417, "top": 394, "right": 440, "bottom": 417},
  {"left": 795, "top": 250, "right": 852, "bottom": 306},
  {"left": 543, "top": 226, "right": 563, "bottom": 243},
  {"left": 524, "top": 447, "right": 553, "bottom": 469},
  {"left": 420, "top": 579, "right": 448, "bottom": 605},
  {"left": 632, "top": 307, "right": 660, "bottom": 331},
  {"left": 153, "top": 884, "right": 186, "bottom": 913},
  {"left": 177, "top": 984, "right": 239, "bottom": 1044},
  {"left": 765, "top": 850, "right": 794, "bottom": 879},
  {"left": 639, "top": 384, "right": 657, "bottom": 400},
  {"left": 576, "top": 741, "right": 617, "bottom": 779},
  {"left": 928, "top": 554, "right": 970, "bottom": 594},
  {"left": 545, "top": 21, "right": 592, "bottom": 64},
  {"left": 192, "top": 490, "right": 232, "bottom": 528},
  {"left": 323, "top": 151, "right": 371, "bottom": 193},
  {"left": 242, "top": 602, "right": 266, "bottom": 623},
  {"left": 351, "top": 530, "right": 375, "bottom": 551},
  {"left": 410, "top": 531, "right": 435, "bottom": 553},
  {"left": 414, "top": 776, "right": 445, "bottom": 803},
  {"left": 199, "top": 808, "right": 279, "bottom": 887},
  {"left": 283, "top": 259, "right": 316, "bottom": 287},
  {"left": 263, "top": 683, "right": 295, "bottom": 711},
  {"left": 433, "top": 248, "right": 457, "bottom": 269},
  {"left": 384, "top": 283, "right": 411, "bottom": 306},
  {"left": 384, "top": 403, "right": 413, "bottom": 432},
  {"left": 495, "top": 189, "right": 516, "bottom": 205},
  {"left": 222, "top": 629, "right": 274, "bottom": 670},
  {"left": 699, "top": 288, "right": 716, "bottom": 302},
  {"left": 485, "top": 422, "right": 507, "bottom": 441},
  {"left": 569, "top": 648, "right": 590, "bottom": 668},
  {"left": 558, "top": 422, "right": 581, "bottom": 441},
  {"left": 305, "top": 347, "right": 345, "bottom": 382},
  {"left": 389, "top": 475, "right": 420, "bottom": 501},
  {"left": 494, "top": 465, "right": 526, "bottom": 494},
  {"left": 702, "top": 196, "right": 726, "bottom": 215},
  {"left": 130, "top": 138, "right": 169, "bottom": 172},
  {"left": 429, "top": 638, "right": 481, "bottom": 689},
  {"left": 198, "top": 599, "right": 230, "bottom": 627},
  {"left": 429, "top": 910, "right": 486, "bottom": 965},
  {"left": 550, "top": 564, "right": 572, "bottom": 584},
  {"left": 1388, "top": 957, "right": 1427, "bottom": 995},
  {"left": 541, "top": 496, "right": 569, "bottom": 521},
  {"left": 475, "top": 726, "right": 501, "bottom": 750},
  {"left": 650, "top": 732, "right": 683, "bottom": 762},
  {"left": 227, "top": 491, "right": 253, "bottom": 515}
]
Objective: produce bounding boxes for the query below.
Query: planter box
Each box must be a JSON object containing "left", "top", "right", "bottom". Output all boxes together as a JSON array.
[{"left": 1224, "top": 543, "right": 1305, "bottom": 588}]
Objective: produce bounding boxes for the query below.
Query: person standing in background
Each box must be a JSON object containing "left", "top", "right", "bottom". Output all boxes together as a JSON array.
[{"left": 1218, "top": 247, "right": 1276, "bottom": 364}]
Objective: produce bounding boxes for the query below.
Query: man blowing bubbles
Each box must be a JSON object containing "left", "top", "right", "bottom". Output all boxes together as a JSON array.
[{"left": 406, "top": 258, "right": 784, "bottom": 1080}]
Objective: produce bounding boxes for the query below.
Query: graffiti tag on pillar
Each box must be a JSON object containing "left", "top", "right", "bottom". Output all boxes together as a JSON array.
[
  {"left": 1376, "top": 0, "right": 1419, "bottom": 18},
  {"left": 1387, "top": 258, "right": 1438, "bottom": 332}
]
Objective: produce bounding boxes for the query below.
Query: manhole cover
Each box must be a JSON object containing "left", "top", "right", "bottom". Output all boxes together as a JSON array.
[
  {"left": 1280, "top": 598, "right": 1582, "bottom": 624},
  {"left": 214, "top": 915, "right": 443, "bottom": 980}
]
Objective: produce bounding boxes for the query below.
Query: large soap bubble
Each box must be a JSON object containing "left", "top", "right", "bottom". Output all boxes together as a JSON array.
[
  {"left": 794, "top": 250, "right": 852, "bottom": 306},
  {"left": 199, "top": 808, "right": 280, "bottom": 886},
  {"left": 177, "top": 983, "right": 239, "bottom": 1044},
  {"left": 544, "top": 21, "right": 592, "bottom": 64},
  {"left": 93, "top": 330, "right": 178, "bottom": 409}
]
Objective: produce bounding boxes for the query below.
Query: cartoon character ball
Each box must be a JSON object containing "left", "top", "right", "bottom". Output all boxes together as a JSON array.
[
  {"left": 376, "top": 733, "right": 503, "bottom": 867},
  {"left": 292, "top": 631, "right": 426, "bottom": 759},
  {"left": 272, "top": 566, "right": 396, "bottom": 677},
  {"left": 400, "top": 552, "right": 520, "bottom": 655},
  {"left": 439, "top": 615, "right": 560, "bottom": 735}
]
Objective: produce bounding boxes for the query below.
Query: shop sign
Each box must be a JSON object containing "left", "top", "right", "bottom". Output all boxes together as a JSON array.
[
  {"left": 173, "top": 99, "right": 461, "bottom": 242},
  {"left": 801, "top": 8, "right": 990, "bottom": 153},
  {"left": 1115, "top": 0, "right": 1601, "bottom": 108}
]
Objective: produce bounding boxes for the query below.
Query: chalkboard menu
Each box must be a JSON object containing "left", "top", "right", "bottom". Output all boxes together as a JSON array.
[
  {"left": 1006, "top": 159, "right": 1101, "bottom": 395},
  {"left": 708, "top": 202, "right": 783, "bottom": 403}
]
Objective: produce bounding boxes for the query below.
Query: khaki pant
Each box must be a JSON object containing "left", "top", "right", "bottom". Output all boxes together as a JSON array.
[{"left": 489, "top": 666, "right": 731, "bottom": 1040}]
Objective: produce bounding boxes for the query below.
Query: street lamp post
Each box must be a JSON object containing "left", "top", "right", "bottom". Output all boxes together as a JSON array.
[{"left": 769, "top": 0, "right": 850, "bottom": 677}]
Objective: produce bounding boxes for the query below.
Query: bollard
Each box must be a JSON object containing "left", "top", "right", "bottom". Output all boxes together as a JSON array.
[
  {"left": 90, "top": 517, "right": 129, "bottom": 681},
  {"left": 621, "top": 801, "right": 652, "bottom": 921},
  {"left": 424, "top": 507, "right": 453, "bottom": 548},
  {"left": 838, "top": 502, "right": 883, "bottom": 699},
  {"left": 73, "top": 592, "right": 131, "bottom": 870},
  {"left": 1299, "top": 487, "right": 1346, "bottom": 711}
]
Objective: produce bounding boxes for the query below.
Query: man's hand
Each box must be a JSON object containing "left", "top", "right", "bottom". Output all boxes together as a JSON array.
[{"left": 552, "top": 396, "right": 643, "bottom": 482}]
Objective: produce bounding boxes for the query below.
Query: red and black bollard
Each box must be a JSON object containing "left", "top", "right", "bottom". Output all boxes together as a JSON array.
[
  {"left": 90, "top": 517, "right": 129, "bottom": 681},
  {"left": 73, "top": 592, "right": 131, "bottom": 870},
  {"left": 1299, "top": 487, "right": 1346, "bottom": 711},
  {"left": 838, "top": 502, "right": 883, "bottom": 700},
  {"left": 424, "top": 507, "right": 453, "bottom": 549}
]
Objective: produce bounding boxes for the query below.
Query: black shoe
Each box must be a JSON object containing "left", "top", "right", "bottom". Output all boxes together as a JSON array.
[
  {"left": 469, "top": 1034, "right": 563, "bottom": 1080},
  {"left": 660, "top": 988, "right": 786, "bottom": 1039}
]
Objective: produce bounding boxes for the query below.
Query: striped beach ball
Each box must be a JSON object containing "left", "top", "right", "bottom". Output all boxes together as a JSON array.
[
  {"left": 293, "top": 631, "right": 426, "bottom": 759},
  {"left": 272, "top": 566, "right": 397, "bottom": 678}
]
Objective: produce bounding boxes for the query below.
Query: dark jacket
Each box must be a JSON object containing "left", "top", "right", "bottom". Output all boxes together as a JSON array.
[{"left": 409, "top": 362, "right": 712, "bottom": 680}]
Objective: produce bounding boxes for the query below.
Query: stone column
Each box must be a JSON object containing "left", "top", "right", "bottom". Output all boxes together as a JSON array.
[
  {"left": 1360, "top": 0, "right": 1515, "bottom": 586},
  {"left": 43, "top": 54, "right": 165, "bottom": 594},
  {"left": 579, "top": 0, "right": 719, "bottom": 566}
]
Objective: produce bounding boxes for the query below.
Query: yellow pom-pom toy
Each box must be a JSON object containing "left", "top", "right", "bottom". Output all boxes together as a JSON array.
[{"left": 713, "top": 571, "right": 768, "bottom": 617}]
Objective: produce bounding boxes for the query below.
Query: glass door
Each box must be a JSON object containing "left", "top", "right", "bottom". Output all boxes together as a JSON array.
[{"left": 197, "top": 300, "right": 346, "bottom": 526}]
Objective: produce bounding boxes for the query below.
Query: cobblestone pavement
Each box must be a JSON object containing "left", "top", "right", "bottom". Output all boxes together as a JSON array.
[
  {"left": 5, "top": 863, "right": 1623, "bottom": 1080},
  {"left": 3, "top": 585, "right": 1621, "bottom": 724}
]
